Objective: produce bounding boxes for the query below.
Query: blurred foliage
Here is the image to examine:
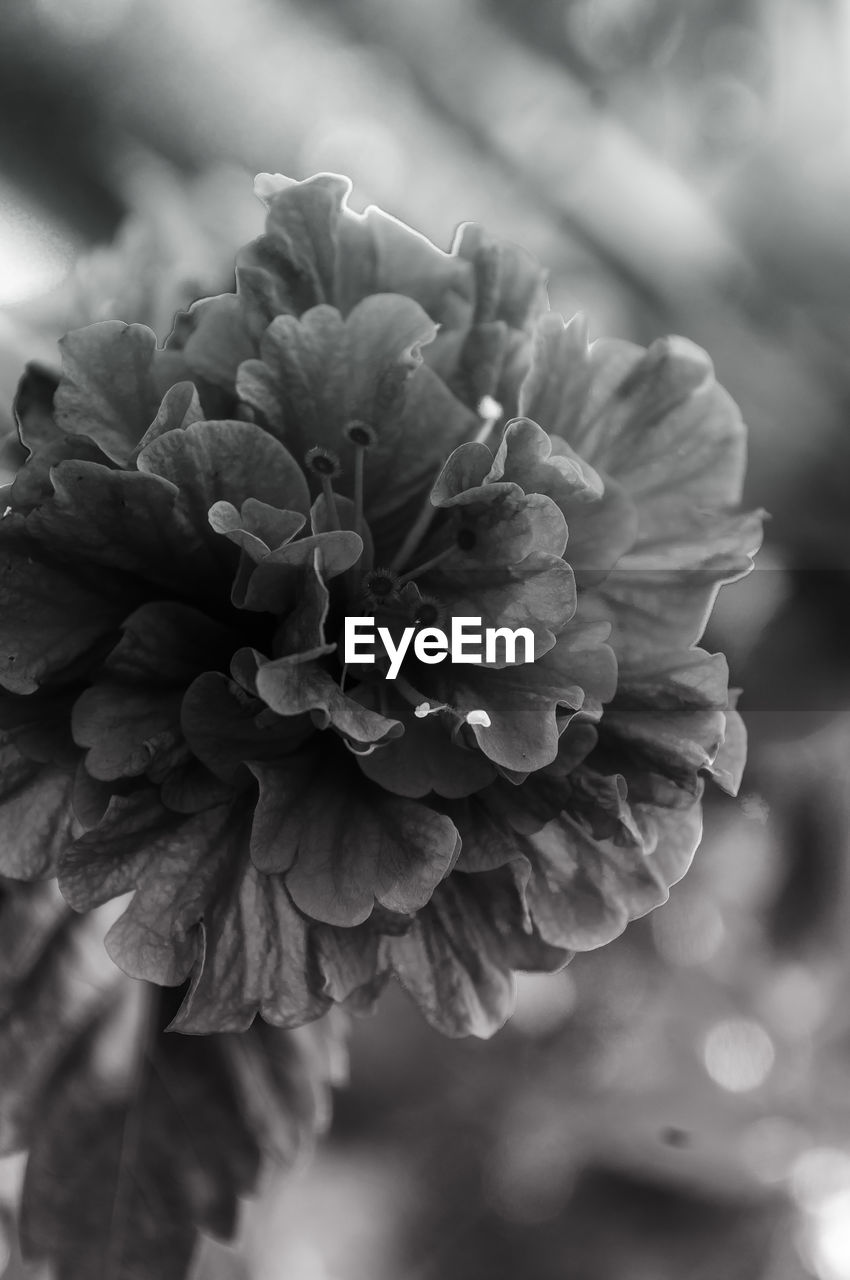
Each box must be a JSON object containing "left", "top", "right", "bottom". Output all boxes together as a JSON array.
[{"left": 4, "top": 0, "right": 850, "bottom": 1276}]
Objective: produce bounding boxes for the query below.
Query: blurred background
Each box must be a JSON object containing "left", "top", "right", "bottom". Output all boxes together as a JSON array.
[{"left": 3, "top": 0, "right": 850, "bottom": 1276}]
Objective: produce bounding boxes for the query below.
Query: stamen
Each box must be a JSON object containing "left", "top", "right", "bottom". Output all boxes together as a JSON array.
[
  {"left": 410, "top": 593, "right": 444, "bottom": 628},
  {"left": 475, "top": 395, "right": 503, "bottom": 445},
  {"left": 304, "top": 446, "right": 341, "bottom": 478},
  {"left": 398, "top": 681, "right": 491, "bottom": 735},
  {"left": 305, "top": 446, "right": 342, "bottom": 530},
  {"left": 344, "top": 420, "right": 376, "bottom": 542},
  {"left": 344, "top": 420, "right": 378, "bottom": 449},
  {"left": 394, "top": 675, "right": 446, "bottom": 717},
  {"left": 363, "top": 568, "right": 401, "bottom": 606}
]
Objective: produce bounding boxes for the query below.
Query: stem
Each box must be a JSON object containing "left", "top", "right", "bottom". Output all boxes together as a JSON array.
[
  {"left": 389, "top": 478, "right": 442, "bottom": 573},
  {"left": 352, "top": 445, "right": 365, "bottom": 543},
  {"left": 321, "top": 475, "right": 341, "bottom": 531},
  {"left": 397, "top": 543, "right": 457, "bottom": 585}
]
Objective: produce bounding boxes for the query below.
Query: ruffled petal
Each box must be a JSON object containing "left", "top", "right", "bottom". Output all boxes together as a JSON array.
[
  {"left": 382, "top": 867, "right": 567, "bottom": 1038},
  {"left": 0, "top": 518, "right": 139, "bottom": 694},
  {"left": 53, "top": 322, "right": 173, "bottom": 465},
  {"left": 250, "top": 753, "right": 459, "bottom": 927}
]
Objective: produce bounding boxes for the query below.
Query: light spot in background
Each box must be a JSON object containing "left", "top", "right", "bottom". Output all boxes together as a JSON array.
[
  {"left": 739, "top": 1117, "right": 809, "bottom": 1185},
  {"left": 511, "top": 971, "right": 577, "bottom": 1035},
  {"left": 703, "top": 1018, "right": 775, "bottom": 1092},
  {"left": 33, "top": 0, "right": 136, "bottom": 44},
  {"left": 791, "top": 1148, "right": 850, "bottom": 1213},
  {"left": 800, "top": 1191, "right": 850, "bottom": 1280},
  {"left": 651, "top": 893, "right": 725, "bottom": 966},
  {"left": 763, "top": 964, "right": 828, "bottom": 1038},
  {"left": 0, "top": 181, "right": 76, "bottom": 305},
  {"left": 794, "top": 1151, "right": 850, "bottom": 1280}
]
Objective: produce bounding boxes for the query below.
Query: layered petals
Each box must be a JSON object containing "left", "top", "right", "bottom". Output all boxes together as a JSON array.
[{"left": 0, "top": 170, "right": 759, "bottom": 1040}]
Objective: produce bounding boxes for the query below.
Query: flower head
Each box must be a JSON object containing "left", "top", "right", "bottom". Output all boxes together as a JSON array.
[{"left": 0, "top": 174, "right": 762, "bottom": 1037}]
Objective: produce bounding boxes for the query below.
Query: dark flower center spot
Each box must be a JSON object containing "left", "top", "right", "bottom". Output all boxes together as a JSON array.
[
  {"left": 305, "top": 446, "right": 341, "bottom": 477},
  {"left": 344, "top": 420, "right": 377, "bottom": 448},
  {"left": 415, "top": 603, "right": 440, "bottom": 627},
  {"left": 364, "top": 570, "right": 399, "bottom": 600}
]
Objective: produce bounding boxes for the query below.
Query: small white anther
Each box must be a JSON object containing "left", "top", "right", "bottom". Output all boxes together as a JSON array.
[
  {"left": 477, "top": 395, "right": 502, "bottom": 422},
  {"left": 465, "top": 709, "right": 491, "bottom": 728}
]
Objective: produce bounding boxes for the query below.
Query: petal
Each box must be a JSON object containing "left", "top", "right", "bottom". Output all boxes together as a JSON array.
[
  {"left": 591, "top": 649, "right": 731, "bottom": 807},
  {"left": 488, "top": 417, "right": 604, "bottom": 507},
  {"left": 707, "top": 694, "right": 747, "bottom": 796},
  {"left": 53, "top": 322, "right": 172, "bottom": 465},
  {"left": 0, "top": 519, "right": 138, "bottom": 694},
  {"left": 585, "top": 507, "right": 764, "bottom": 652},
  {"left": 13, "top": 362, "right": 60, "bottom": 454},
  {"left": 208, "top": 498, "right": 305, "bottom": 560},
  {"left": 169, "top": 862, "right": 329, "bottom": 1033},
  {"left": 524, "top": 810, "right": 674, "bottom": 950},
  {"left": 432, "top": 554, "right": 577, "bottom": 657},
  {"left": 445, "top": 619, "right": 617, "bottom": 771},
  {"left": 477, "top": 720, "right": 600, "bottom": 835},
  {"left": 101, "top": 800, "right": 242, "bottom": 987},
  {"left": 59, "top": 789, "right": 174, "bottom": 911},
  {"left": 382, "top": 867, "right": 566, "bottom": 1038},
  {"left": 10, "top": 433, "right": 112, "bottom": 514},
  {"left": 453, "top": 223, "right": 548, "bottom": 332},
  {"left": 237, "top": 530, "right": 363, "bottom": 612},
  {"left": 355, "top": 694, "right": 496, "bottom": 799},
  {"left": 430, "top": 488, "right": 568, "bottom": 561},
  {"left": 255, "top": 659, "right": 402, "bottom": 746},
  {"left": 312, "top": 920, "right": 385, "bottom": 1005},
  {"left": 130, "top": 379, "right": 204, "bottom": 459},
  {"left": 71, "top": 684, "right": 184, "bottom": 781},
  {"left": 560, "top": 471, "right": 638, "bottom": 588},
  {"left": 250, "top": 754, "right": 459, "bottom": 927},
  {"left": 237, "top": 298, "right": 476, "bottom": 519},
  {"left": 181, "top": 671, "right": 311, "bottom": 783},
  {"left": 521, "top": 316, "right": 747, "bottom": 525},
  {"left": 102, "top": 600, "right": 236, "bottom": 686},
  {"left": 336, "top": 193, "right": 473, "bottom": 320},
  {"left": 242, "top": 173, "right": 349, "bottom": 316},
  {"left": 272, "top": 552, "right": 334, "bottom": 658},
  {"left": 181, "top": 293, "right": 257, "bottom": 388},
  {"left": 137, "top": 419, "right": 311, "bottom": 532}
]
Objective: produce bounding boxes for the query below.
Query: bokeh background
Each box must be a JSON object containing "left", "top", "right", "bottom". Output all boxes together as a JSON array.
[{"left": 3, "top": 0, "right": 850, "bottom": 1276}]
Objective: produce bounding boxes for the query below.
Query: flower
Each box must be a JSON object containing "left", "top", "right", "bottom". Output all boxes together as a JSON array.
[{"left": 0, "top": 173, "right": 762, "bottom": 1038}]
